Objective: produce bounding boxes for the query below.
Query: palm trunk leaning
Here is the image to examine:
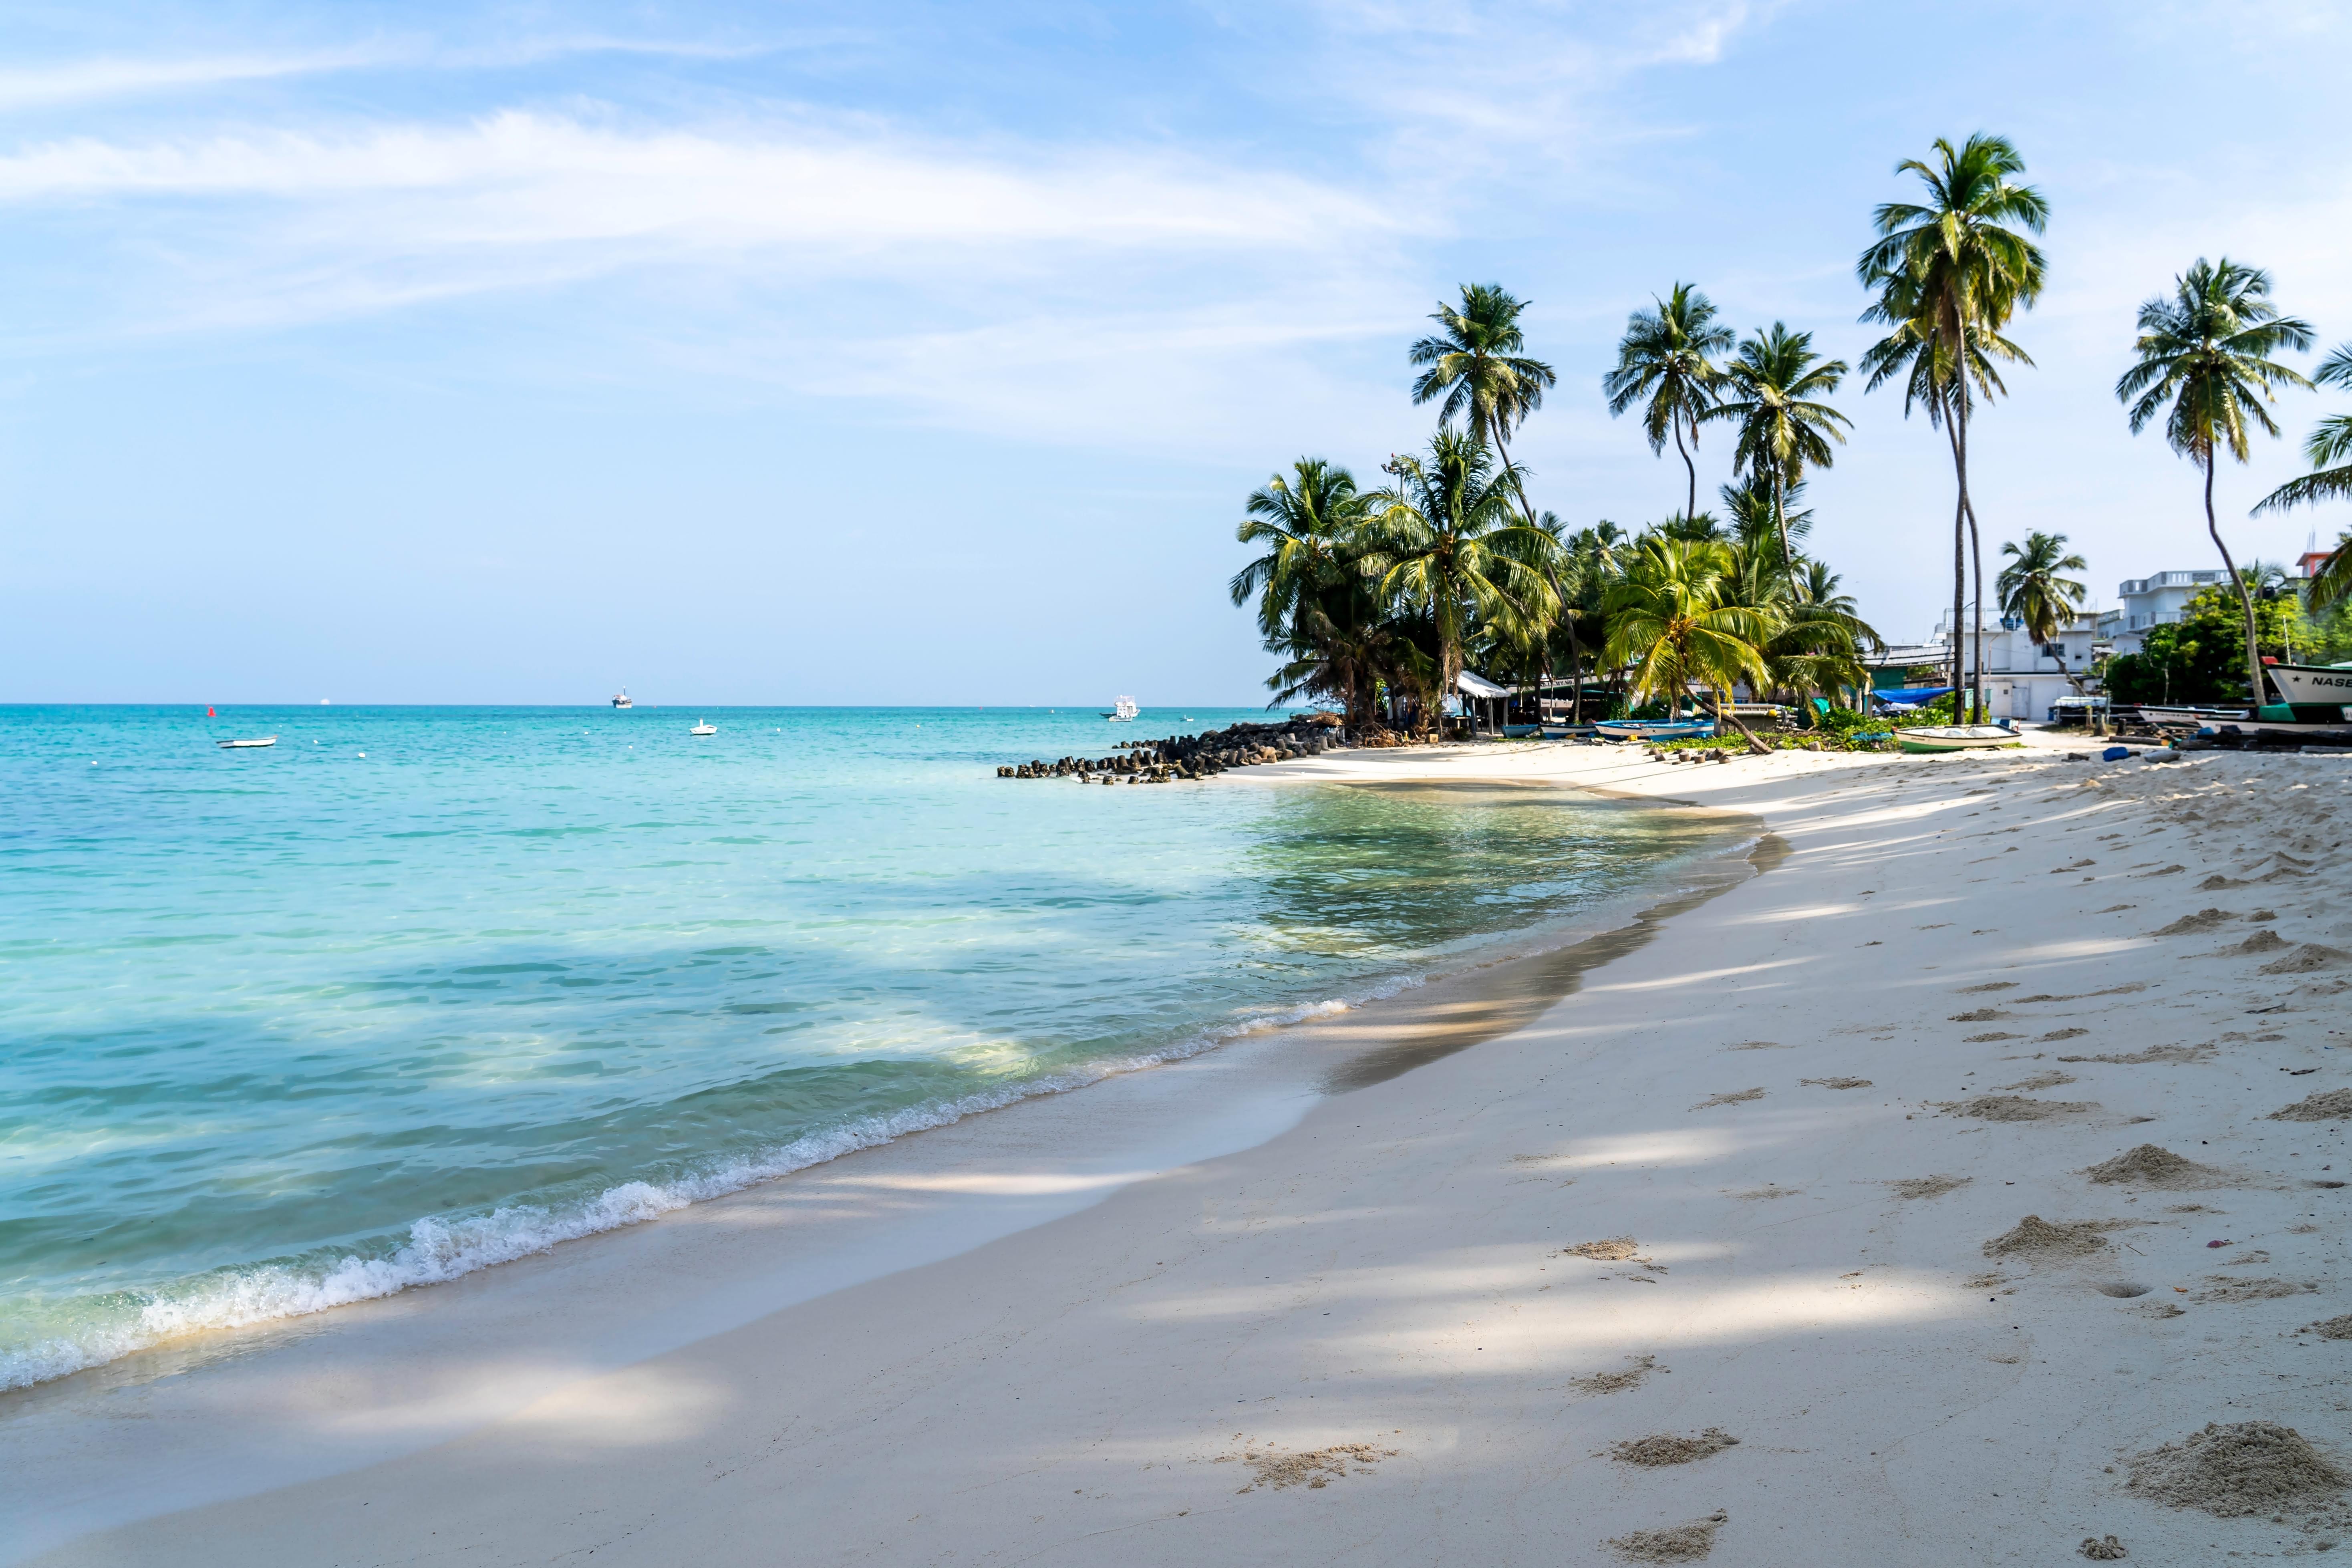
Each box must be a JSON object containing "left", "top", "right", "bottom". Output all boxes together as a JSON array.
[{"left": 2204, "top": 454, "right": 2269, "bottom": 711}]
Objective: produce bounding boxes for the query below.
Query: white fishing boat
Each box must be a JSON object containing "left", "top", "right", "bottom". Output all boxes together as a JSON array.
[
  {"left": 1893, "top": 724, "right": 2019, "bottom": 753},
  {"left": 690, "top": 720, "right": 717, "bottom": 736},
  {"left": 612, "top": 689, "right": 633, "bottom": 709},
  {"left": 2262, "top": 662, "right": 2352, "bottom": 717},
  {"left": 216, "top": 736, "right": 277, "bottom": 749},
  {"left": 1103, "top": 696, "right": 1139, "bottom": 722}
]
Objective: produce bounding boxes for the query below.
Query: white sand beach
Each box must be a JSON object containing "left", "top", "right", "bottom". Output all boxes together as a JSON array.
[{"left": 14, "top": 737, "right": 2352, "bottom": 1566}]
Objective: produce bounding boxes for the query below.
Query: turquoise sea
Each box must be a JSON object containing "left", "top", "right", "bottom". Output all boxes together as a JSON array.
[{"left": 0, "top": 705, "right": 1735, "bottom": 1391}]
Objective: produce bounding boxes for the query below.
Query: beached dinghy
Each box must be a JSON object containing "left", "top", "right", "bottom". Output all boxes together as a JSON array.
[
  {"left": 216, "top": 736, "right": 277, "bottom": 748},
  {"left": 690, "top": 720, "right": 717, "bottom": 736},
  {"left": 1894, "top": 724, "right": 2018, "bottom": 753},
  {"left": 1594, "top": 718, "right": 1715, "bottom": 741}
]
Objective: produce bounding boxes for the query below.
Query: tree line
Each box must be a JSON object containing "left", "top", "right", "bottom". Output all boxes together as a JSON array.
[{"left": 1232, "top": 131, "right": 2352, "bottom": 729}]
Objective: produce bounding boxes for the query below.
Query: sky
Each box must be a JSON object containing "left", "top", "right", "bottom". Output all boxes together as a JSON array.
[{"left": 4, "top": 0, "right": 2351, "bottom": 705}]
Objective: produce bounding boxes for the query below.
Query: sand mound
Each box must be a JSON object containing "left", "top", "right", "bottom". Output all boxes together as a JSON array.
[
  {"left": 1983, "top": 1216, "right": 2112, "bottom": 1259},
  {"left": 2199, "top": 874, "right": 2250, "bottom": 890},
  {"left": 2193, "top": 1276, "right": 2316, "bottom": 1303},
  {"left": 1946, "top": 1095, "right": 2096, "bottom": 1121},
  {"left": 2304, "top": 1314, "right": 2352, "bottom": 1341},
  {"left": 1228, "top": 1442, "right": 1398, "bottom": 1492},
  {"left": 2262, "top": 943, "right": 2351, "bottom": 974},
  {"left": 1691, "top": 1088, "right": 1765, "bottom": 1110},
  {"left": 1891, "top": 1175, "right": 1969, "bottom": 1200},
  {"left": 2126, "top": 1421, "right": 2349, "bottom": 1518},
  {"left": 2079, "top": 1535, "right": 2128, "bottom": 1559},
  {"left": 2058, "top": 1044, "right": 2213, "bottom": 1065},
  {"left": 2082, "top": 1144, "right": 2223, "bottom": 1188},
  {"left": 1571, "top": 1355, "right": 1659, "bottom": 1395},
  {"left": 1964, "top": 1032, "right": 2021, "bottom": 1042},
  {"left": 1957, "top": 981, "right": 2018, "bottom": 993},
  {"left": 1610, "top": 1429, "right": 1740, "bottom": 1467},
  {"left": 1725, "top": 1040, "right": 1786, "bottom": 1051},
  {"left": 2270, "top": 1089, "right": 2352, "bottom": 1123},
  {"left": 2155, "top": 907, "right": 2236, "bottom": 934},
  {"left": 1563, "top": 1237, "right": 1640, "bottom": 1261},
  {"left": 2039, "top": 1028, "right": 2091, "bottom": 1042},
  {"left": 1606, "top": 1511, "right": 1728, "bottom": 1564},
  {"left": 2002, "top": 1071, "right": 2078, "bottom": 1091},
  {"left": 2231, "top": 929, "right": 2291, "bottom": 954},
  {"left": 1800, "top": 1077, "right": 1872, "bottom": 1090},
  {"left": 1950, "top": 1008, "right": 2009, "bottom": 1022}
]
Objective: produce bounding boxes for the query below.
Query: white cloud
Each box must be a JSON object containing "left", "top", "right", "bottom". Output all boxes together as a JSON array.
[{"left": 0, "top": 49, "right": 393, "bottom": 111}]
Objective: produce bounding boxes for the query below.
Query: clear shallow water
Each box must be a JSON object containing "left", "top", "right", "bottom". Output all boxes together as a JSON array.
[{"left": 0, "top": 705, "right": 1735, "bottom": 1390}]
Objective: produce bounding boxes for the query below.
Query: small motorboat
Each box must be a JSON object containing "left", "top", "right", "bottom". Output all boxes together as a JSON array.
[
  {"left": 1103, "top": 696, "right": 1139, "bottom": 722},
  {"left": 690, "top": 720, "right": 717, "bottom": 737},
  {"left": 1595, "top": 718, "right": 1715, "bottom": 741},
  {"left": 612, "top": 689, "right": 634, "bottom": 709},
  {"left": 216, "top": 736, "right": 277, "bottom": 749},
  {"left": 1894, "top": 725, "right": 2019, "bottom": 753}
]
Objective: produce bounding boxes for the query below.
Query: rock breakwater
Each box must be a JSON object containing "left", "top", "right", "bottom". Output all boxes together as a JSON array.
[{"left": 996, "top": 715, "right": 1351, "bottom": 783}]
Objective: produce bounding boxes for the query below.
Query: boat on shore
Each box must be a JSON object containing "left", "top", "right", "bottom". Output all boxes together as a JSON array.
[
  {"left": 216, "top": 737, "right": 277, "bottom": 749},
  {"left": 1595, "top": 718, "right": 1715, "bottom": 741},
  {"left": 1893, "top": 724, "right": 2018, "bottom": 753},
  {"left": 2261, "top": 663, "right": 2352, "bottom": 722}
]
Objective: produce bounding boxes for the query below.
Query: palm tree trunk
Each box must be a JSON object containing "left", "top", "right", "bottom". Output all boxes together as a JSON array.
[
  {"left": 1943, "top": 395, "right": 1966, "bottom": 713},
  {"left": 1967, "top": 497, "right": 1986, "bottom": 725},
  {"left": 1773, "top": 466, "right": 1792, "bottom": 574},
  {"left": 1492, "top": 419, "right": 1540, "bottom": 529},
  {"left": 1674, "top": 411, "right": 1698, "bottom": 522},
  {"left": 2206, "top": 453, "right": 2268, "bottom": 711}
]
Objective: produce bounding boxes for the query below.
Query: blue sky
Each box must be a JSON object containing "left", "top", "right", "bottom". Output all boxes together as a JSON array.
[{"left": 4, "top": 0, "right": 2349, "bottom": 704}]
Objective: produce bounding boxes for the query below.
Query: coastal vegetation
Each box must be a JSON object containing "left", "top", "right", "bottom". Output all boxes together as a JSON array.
[{"left": 1233, "top": 132, "right": 2351, "bottom": 727}]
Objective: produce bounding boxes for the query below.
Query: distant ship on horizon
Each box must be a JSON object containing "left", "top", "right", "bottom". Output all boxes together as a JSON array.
[{"left": 612, "top": 689, "right": 633, "bottom": 709}]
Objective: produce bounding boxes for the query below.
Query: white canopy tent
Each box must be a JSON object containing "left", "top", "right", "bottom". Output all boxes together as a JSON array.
[{"left": 1454, "top": 670, "right": 1511, "bottom": 735}]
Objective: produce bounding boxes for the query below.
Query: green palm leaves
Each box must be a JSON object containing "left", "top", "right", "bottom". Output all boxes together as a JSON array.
[
  {"left": 2253, "top": 346, "right": 2352, "bottom": 612},
  {"left": 1363, "top": 429, "right": 1563, "bottom": 698},
  {"left": 2117, "top": 258, "right": 2315, "bottom": 702},
  {"left": 1707, "top": 325, "right": 1850, "bottom": 572},
  {"left": 1996, "top": 531, "right": 2089, "bottom": 645},
  {"left": 1601, "top": 539, "right": 1770, "bottom": 743},
  {"left": 1603, "top": 284, "right": 1733, "bottom": 521},
  {"left": 1410, "top": 284, "right": 1557, "bottom": 524}
]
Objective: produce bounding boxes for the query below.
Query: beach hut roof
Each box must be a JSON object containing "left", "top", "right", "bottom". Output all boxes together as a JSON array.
[{"left": 1455, "top": 670, "right": 1510, "bottom": 699}]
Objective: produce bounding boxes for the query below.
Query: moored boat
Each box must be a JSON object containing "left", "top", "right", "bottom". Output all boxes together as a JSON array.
[
  {"left": 1103, "top": 696, "right": 1139, "bottom": 722},
  {"left": 216, "top": 737, "right": 277, "bottom": 749},
  {"left": 1893, "top": 724, "right": 2018, "bottom": 753},
  {"left": 690, "top": 720, "right": 717, "bottom": 736},
  {"left": 612, "top": 689, "right": 633, "bottom": 709}
]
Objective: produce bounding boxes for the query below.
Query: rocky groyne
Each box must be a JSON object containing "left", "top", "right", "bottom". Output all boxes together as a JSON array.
[{"left": 996, "top": 715, "right": 1351, "bottom": 783}]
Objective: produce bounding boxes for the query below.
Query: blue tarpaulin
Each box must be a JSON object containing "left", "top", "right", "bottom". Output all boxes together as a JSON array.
[{"left": 1871, "top": 686, "right": 1954, "bottom": 709}]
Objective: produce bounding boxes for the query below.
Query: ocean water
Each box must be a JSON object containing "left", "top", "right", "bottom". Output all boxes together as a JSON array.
[{"left": 0, "top": 705, "right": 1736, "bottom": 1391}]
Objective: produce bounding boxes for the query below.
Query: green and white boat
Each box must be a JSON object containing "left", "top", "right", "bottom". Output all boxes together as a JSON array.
[{"left": 1893, "top": 724, "right": 2020, "bottom": 753}]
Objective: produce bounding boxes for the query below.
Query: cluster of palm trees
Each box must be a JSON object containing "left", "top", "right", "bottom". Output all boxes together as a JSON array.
[
  {"left": 1237, "top": 128, "right": 2352, "bottom": 729},
  {"left": 1233, "top": 290, "right": 1880, "bottom": 742}
]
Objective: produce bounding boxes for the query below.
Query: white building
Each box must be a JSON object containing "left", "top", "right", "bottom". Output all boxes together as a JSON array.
[
  {"left": 2110, "top": 568, "right": 2231, "bottom": 654},
  {"left": 1925, "top": 608, "right": 2103, "bottom": 723}
]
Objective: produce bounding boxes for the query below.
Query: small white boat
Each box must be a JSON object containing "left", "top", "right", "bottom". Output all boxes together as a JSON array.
[
  {"left": 217, "top": 736, "right": 277, "bottom": 749},
  {"left": 1103, "top": 696, "right": 1139, "bottom": 722},
  {"left": 690, "top": 720, "right": 716, "bottom": 737},
  {"left": 1894, "top": 725, "right": 2018, "bottom": 753},
  {"left": 612, "top": 689, "right": 634, "bottom": 709}
]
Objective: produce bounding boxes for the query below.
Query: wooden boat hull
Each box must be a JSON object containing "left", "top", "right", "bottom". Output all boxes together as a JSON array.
[
  {"left": 1594, "top": 720, "right": 1714, "bottom": 740},
  {"left": 1893, "top": 725, "right": 2018, "bottom": 753},
  {"left": 2266, "top": 664, "right": 2352, "bottom": 714}
]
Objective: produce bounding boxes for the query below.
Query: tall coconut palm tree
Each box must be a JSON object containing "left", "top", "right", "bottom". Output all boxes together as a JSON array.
[
  {"left": 2255, "top": 344, "right": 2352, "bottom": 612},
  {"left": 1995, "top": 531, "right": 2088, "bottom": 644},
  {"left": 1857, "top": 132, "right": 2048, "bottom": 721},
  {"left": 2117, "top": 258, "right": 2314, "bottom": 706},
  {"left": 1409, "top": 284, "right": 1557, "bottom": 525},
  {"left": 1720, "top": 473, "right": 1811, "bottom": 558},
  {"left": 1602, "top": 536, "right": 1774, "bottom": 753},
  {"left": 1707, "top": 324, "right": 1850, "bottom": 572},
  {"left": 1603, "top": 284, "right": 1734, "bottom": 522},
  {"left": 1362, "top": 428, "right": 1563, "bottom": 715}
]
